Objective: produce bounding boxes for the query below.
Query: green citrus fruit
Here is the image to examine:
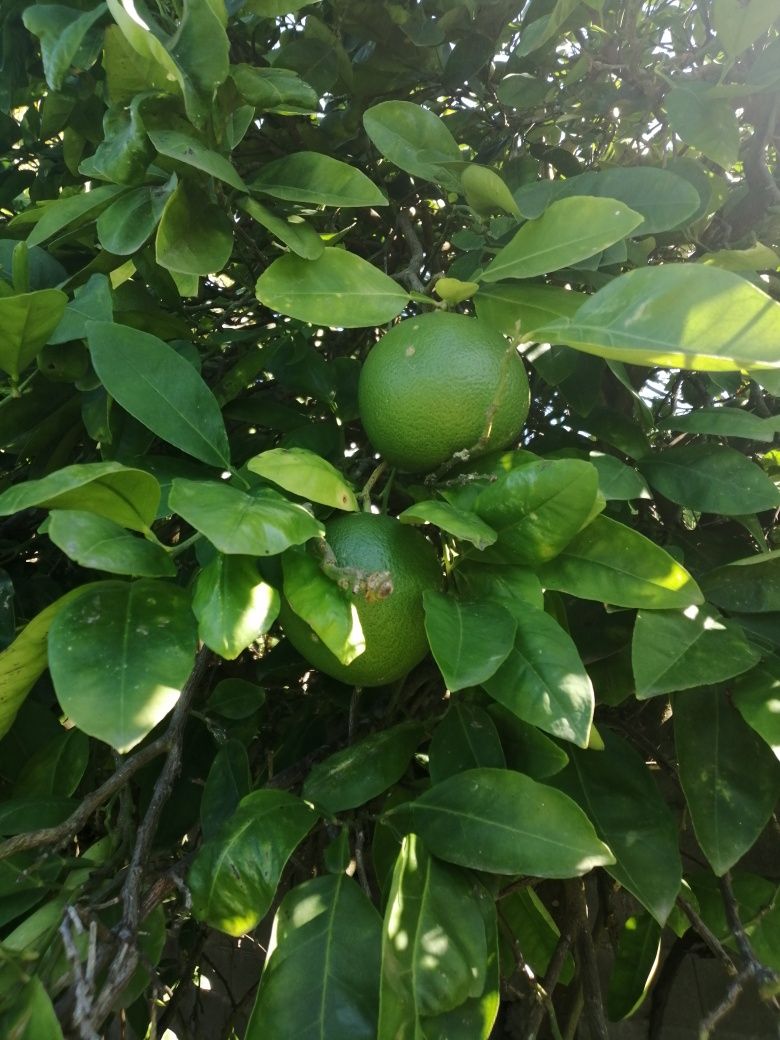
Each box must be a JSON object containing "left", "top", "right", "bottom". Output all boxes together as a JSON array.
[
  {"left": 357, "top": 311, "right": 530, "bottom": 473},
  {"left": 281, "top": 512, "right": 441, "bottom": 687}
]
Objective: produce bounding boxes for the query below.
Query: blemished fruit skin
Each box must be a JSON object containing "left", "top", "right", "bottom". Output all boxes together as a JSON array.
[
  {"left": 281, "top": 512, "right": 441, "bottom": 687},
  {"left": 358, "top": 311, "right": 530, "bottom": 473}
]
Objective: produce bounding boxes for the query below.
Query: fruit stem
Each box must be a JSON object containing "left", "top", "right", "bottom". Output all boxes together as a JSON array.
[
  {"left": 360, "top": 460, "right": 388, "bottom": 511},
  {"left": 313, "top": 538, "right": 393, "bottom": 602}
]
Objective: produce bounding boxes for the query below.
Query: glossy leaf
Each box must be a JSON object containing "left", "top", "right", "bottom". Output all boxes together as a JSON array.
[
  {"left": 48, "top": 580, "right": 196, "bottom": 752},
  {"left": 231, "top": 63, "right": 318, "bottom": 114},
  {"left": 0, "top": 587, "right": 98, "bottom": 741},
  {"left": 483, "top": 605, "right": 594, "bottom": 747},
  {"left": 674, "top": 686, "right": 780, "bottom": 875},
  {"left": 0, "top": 462, "right": 160, "bottom": 533},
  {"left": 701, "top": 550, "right": 780, "bottom": 613},
  {"left": 255, "top": 248, "right": 409, "bottom": 328},
  {"left": 363, "top": 100, "right": 461, "bottom": 185},
  {"left": 666, "top": 84, "right": 739, "bottom": 168},
  {"left": 487, "top": 704, "right": 570, "bottom": 779},
  {"left": 200, "top": 740, "right": 251, "bottom": 841},
  {"left": 251, "top": 152, "right": 387, "bottom": 207},
  {"left": 733, "top": 657, "right": 780, "bottom": 759},
  {"left": 87, "top": 322, "right": 231, "bottom": 468},
  {"left": 148, "top": 129, "right": 247, "bottom": 191},
  {"left": 475, "top": 459, "right": 600, "bottom": 564},
  {"left": 384, "top": 768, "right": 614, "bottom": 877},
  {"left": 281, "top": 549, "right": 362, "bottom": 664},
  {"left": 555, "top": 732, "right": 681, "bottom": 923},
  {"left": 193, "top": 554, "right": 280, "bottom": 659},
  {"left": 607, "top": 915, "right": 662, "bottom": 1021},
  {"left": 188, "top": 789, "right": 317, "bottom": 936},
  {"left": 80, "top": 98, "right": 154, "bottom": 185},
  {"left": 657, "top": 407, "right": 780, "bottom": 442},
  {"left": 632, "top": 604, "right": 760, "bottom": 698},
  {"left": 245, "top": 873, "right": 381, "bottom": 1040},
  {"left": 302, "top": 722, "right": 424, "bottom": 813},
  {"left": 248, "top": 447, "right": 358, "bottom": 511},
  {"left": 379, "top": 834, "right": 487, "bottom": 1037},
  {"left": 170, "top": 479, "right": 323, "bottom": 556},
  {"left": 536, "top": 515, "right": 703, "bottom": 609},
  {"left": 47, "top": 274, "right": 112, "bottom": 345},
  {"left": 588, "top": 453, "right": 650, "bottom": 501},
  {"left": 515, "top": 166, "right": 701, "bottom": 233},
  {"left": 538, "top": 264, "right": 780, "bottom": 371},
  {"left": 0, "top": 289, "right": 67, "bottom": 381},
  {"left": 499, "top": 887, "right": 574, "bottom": 983},
  {"left": 480, "top": 197, "right": 643, "bottom": 282},
  {"left": 96, "top": 183, "right": 172, "bottom": 255},
  {"left": 207, "top": 677, "right": 266, "bottom": 720},
  {"left": 398, "top": 501, "right": 497, "bottom": 550},
  {"left": 48, "top": 510, "right": 175, "bottom": 577},
  {"left": 428, "top": 701, "right": 505, "bottom": 784},
  {"left": 640, "top": 444, "right": 780, "bottom": 515},
  {"left": 26, "top": 184, "right": 125, "bottom": 248},
  {"left": 155, "top": 180, "right": 233, "bottom": 275},
  {"left": 22, "top": 3, "right": 105, "bottom": 91},
  {"left": 475, "top": 283, "right": 585, "bottom": 342},
  {"left": 515, "top": 0, "right": 581, "bottom": 56},
  {"left": 423, "top": 593, "right": 516, "bottom": 691},
  {"left": 240, "top": 197, "right": 324, "bottom": 260},
  {"left": 712, "top": 0, "right": 780, "bottom": 58}
]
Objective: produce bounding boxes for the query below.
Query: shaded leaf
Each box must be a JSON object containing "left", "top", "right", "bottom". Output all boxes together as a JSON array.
[
  {"left": 240, "top": 197, "right": 324, "bottom": 260},
  {"left": 640, "top": 444, "right": 780, "bottom": 515},
  {"left": 48, "top": 510, "right": 176, "bottom": 577},
  {"left": 148, "top": 129, "right": 247, "bottom": 191},
  {"left": 429, "top": 701, "right": 505, "bottom": 784},
  {"left": 281, "top": 548, "right": 362, "bottom": 664},
  {"left": 423, "top": 593, "right": 516, "bottom": 691},
  {"left": 733, "top": 657, "right": 780, "bottom": 759},
  {"left": 607, "top": 915, "right": 662, "bottom": 1021},
  {"left": 155, "top": 180, "right": 233, "bottom": 275},
  {"left": 201, "top": 740, "right": 251, "bottom": 841},
  {"left": 0, "top": 289, "right": 67, "bottom": 382},
  {"left": 363, "top": 101, "right": 461, "bottom": 186},
  {"left": 399, "top": 501, "right": 496, "bottom": 550},
  {"left": 701, "top": 551, "right": 780, "bottom": 613},
  {"left": 251, "top": 151, "right": 386, "bottom": 207}
]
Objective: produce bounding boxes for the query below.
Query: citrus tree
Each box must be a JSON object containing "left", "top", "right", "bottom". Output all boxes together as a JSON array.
[{"left": 1, "top": 0, "right": 779, "bottom": 1037}]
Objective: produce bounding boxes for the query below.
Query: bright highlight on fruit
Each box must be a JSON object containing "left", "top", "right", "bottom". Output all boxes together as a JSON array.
[
  {"left": 282, "top": 513, "right": 441, "bottom": 687},
  {"left": 357, "top": 312, "right": 530, "bottom": 473}
]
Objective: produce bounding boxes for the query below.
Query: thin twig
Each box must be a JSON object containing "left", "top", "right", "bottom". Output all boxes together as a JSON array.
[
  {"left": 569, "top": 879, "right": 609, "bottom": 1040},
  {"left": 677, "top": 895, "right": 738, "bottom": 976},
  {"left": 395, "top": 212, "right": 426, "bottom": 292},
  {"left": 698, "top": 967, "right": 752, "bottom": 1040}
]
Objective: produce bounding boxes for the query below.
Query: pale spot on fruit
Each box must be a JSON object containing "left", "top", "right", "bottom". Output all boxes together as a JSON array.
[{"left": 405, "top": 345, "right": 416, "bottom": 357}]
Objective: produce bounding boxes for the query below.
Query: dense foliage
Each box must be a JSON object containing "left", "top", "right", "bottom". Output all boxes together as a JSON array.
[{"left": 1, "top": 0, "right": 779, "bottom": 1037}]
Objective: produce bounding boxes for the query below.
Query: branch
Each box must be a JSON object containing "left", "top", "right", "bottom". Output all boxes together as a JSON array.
[
  {"left": 569, "top": 879, "right": 609, "bottom": 1040},
  {"left": 394, "top": 212, "right": 426, "bottom": 293}
]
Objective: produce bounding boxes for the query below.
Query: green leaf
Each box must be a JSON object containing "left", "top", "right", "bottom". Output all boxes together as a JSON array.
[
  {"left": 555, "top": 732, "right": 681, "bottom": 923},
  {"left": 480, "top": 197, "right": 643, "bottom": 282},
  {"left": 0, "top": 796, "right": 78, "bottom": 835},
  {"left": 0, "top": 461, "right": 160, "bottom": 533},
  {"left": 201, "top": 740, "right": 251, "bottom": 841},
  {"left": 712, "top": 0, "right": 780, "bottom": 58},
  {"left": 423, "top": 593, "right": 516, "bottom": 692},
  {"left": 48, "top": 510, "right": 176, "bottom": 577},
  {"left": 22, "top": 3, "right": 105, "bottom": 91},
  {"left": 536, "top": 515, "right": 703, "bottom": 609},
  {"left": 239, "top": 198, "right": 324, "bottom": 260},
  {"left": 538, "top": 265, "right": 780, "bottom": 371},
  {"left": 674, "top": 686, "right": 780, "bottom": 875},
  {"left": 12, "top": 728, "right": 89, "bottom": 799},
  {"left": 483, "top": 605, "right": 594, "bottom": 747},
  {"left": 475, "top": 283, "right": 585, "bottom": 342},
  {"left": 398, "top": 501, "right": 496, "bottom": 550},
  {"left": 632, "top": 605, "right": 760, "bottom": 698},
  {"left": 515, "top": 166, "right": 701, "bottom": 233},
  {"left": 148, "top": 129, "right": 247, "bottom": 191},
  {"left": 302, "top": 722, "right": 425, "bottom": 813},
  {"left": 168, "top": 0, "right": 230, "bottom": 121},
  {"left": 454, "top": 561, "right": 544, "bottom": 618},
  {"left": 231, "top": 64, "right": 318, "bottom": 114},
  {"left": 87, "top": 322, "right": 231, "bottom": 468},
  {"left": 607, "top": 914, "right": 662, "bottom": 1021},
  {"left": 170, "top": 479, "right": 323, "bottom": 556},
  {"left": 657, "top": 407, "right": 780, "bottom": 442},
  {"left": 188, "top": 789, "right": 317, "bottom": 936},
  {"left": 421, "top": 886, "right": 500, "bottom": 1040},
  {"left": 666, "top": 84, "right": 739, "bottom": 168},
  {"left": 700, "top": 551, "right": 780, "bottom": 613},
  {"left": 639, "top": 444, "right": 780, "bottom": 515},
  {"left": 733, "top": 657, "right": 780, "bottom": 760},
  {"left": 102, "top": 23, "right": 177, "bottom": 104},
  {"left": 384, "top": 768, "right": 614, "bottom": 877},
  {"left": 80, "top": 99, "right": 155, "bottom": 185},
  {"left": 248, "top": 447, "right": 358, "bottom": 511},
  {"left": 475, "top": 459, "right": 600, "bottom": 565},
  {"left": 48, "top": 580, "right": 197, "bottom": 753},
  {"left": 246, "top": 0, "right": 322, "bottom": 14},
  {"left": 379, "top": 835, "right": 487, "bottom": 1038},
  {"left": 207, "top": 677, "right": 266, "bottom": 719},
  {"left": 0, "top": 587, "right": 100, "bottom": 741},
  {"left": 487, "top": 704, "right": 570, "bottom": 779},
  {"left": 281, "top": 549, "right": 363, "bottom": 664},
  {"left": 363, "top": 101, "right": 462, "bottom": 186},
  {"left": 255, "top": 248, "right": 409, "bottom": 328},
  {"left": 588, "top": 454, "right": 650, "bottom": 502},
  {"left": 499, "top": 888, "right": 574, "bottom": 984},
  {"left": 4, "top": 976, "right": 65, "bottom": 1040},
  {"left": 0, "top": 289, "right": 67, "bottom": 381},
  {"left": 155, "top": 179, "right": 233, "bottom": 275},
  {"left": 460, "top": 164, "right": 521, "bottom": 218},
  {"left": 48, "top": 275, "right": 112, "bottom": 345},
  {"left": 429, "top": 701, "right": 505, "bottom": 784},
  {"left": 193, "top": 554, "right": 280, "bottom": 659},
  {"left": 515, "top": 0, "right": 581, "bottom": 57},
  {"left": 245, "top": 873, "right": 381, "bottom": 1040},
  {"left": 96, "top": 183, "right": 172, "bottom": 255},
  {"left": 26, "top": 184, "right": 126, "bottom": 248},
  {"left": 251, "top": 152, "right": 387, "bottom": 208}
]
